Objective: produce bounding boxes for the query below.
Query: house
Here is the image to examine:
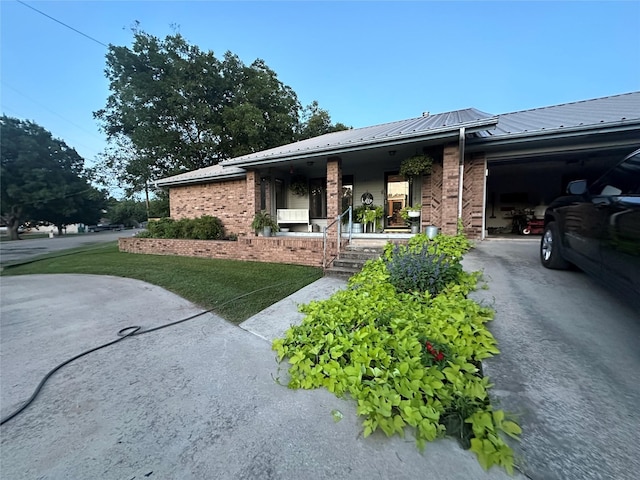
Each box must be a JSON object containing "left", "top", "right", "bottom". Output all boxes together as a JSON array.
[{"left": 121, "top": 92, "right": 640, "bottom": 268}]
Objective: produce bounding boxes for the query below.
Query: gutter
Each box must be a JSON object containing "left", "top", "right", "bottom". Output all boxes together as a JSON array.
[
  {"left": 466, "top": 120, "right": 640, "bottom": 151},
  {"left": 156, "top": 171, "right": 246, "bottom": 188}
]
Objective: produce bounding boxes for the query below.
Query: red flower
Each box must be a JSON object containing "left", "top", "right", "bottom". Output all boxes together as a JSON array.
[{"left": 435, "top": 352, "right": 444, "bottom": 361}]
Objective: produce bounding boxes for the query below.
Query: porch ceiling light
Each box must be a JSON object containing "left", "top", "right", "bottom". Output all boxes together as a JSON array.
[
  {"left": 389, "top": 150, "right": 397, "bottom": 156},
  {"left": 307, "top": 161, "right": 314, "bottom": 166}
]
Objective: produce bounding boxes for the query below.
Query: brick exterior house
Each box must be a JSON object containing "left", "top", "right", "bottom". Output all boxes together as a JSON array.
[{"left": 120, "top": 93, "right": 640, "bottom": 267}]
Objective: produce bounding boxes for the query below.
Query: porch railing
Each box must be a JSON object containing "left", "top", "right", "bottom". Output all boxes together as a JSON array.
[{"left": 322, "top": 206, "right": 353, "bottom": 269}]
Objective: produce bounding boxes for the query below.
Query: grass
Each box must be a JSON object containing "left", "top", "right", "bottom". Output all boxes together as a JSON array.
[{"left": 1, "top": 242, "right": 323, "bottom": 324}]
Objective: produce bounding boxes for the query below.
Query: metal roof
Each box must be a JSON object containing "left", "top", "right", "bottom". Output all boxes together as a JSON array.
[
  {"left": 476, "top": 91, "right": 640, "bottom": 140},
  {"left": 222, "top": 108, "right": 497, "bottom": 166},
  {"left": 155, "top": 163, "right": 245, "bottom": 187},
  {"left": 156, "top": 92, "right": 640, "bottom": 186}
]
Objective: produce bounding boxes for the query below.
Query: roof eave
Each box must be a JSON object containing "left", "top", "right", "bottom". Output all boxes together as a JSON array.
[
  {"left": 468, "top": 120, "right": 640, "bottom": 149},
  {"left": 156, "top": 171, "right": 246, "bottom": 188},
  {"left": 224, "top": 117, "right": 498, "bottom": 168}
]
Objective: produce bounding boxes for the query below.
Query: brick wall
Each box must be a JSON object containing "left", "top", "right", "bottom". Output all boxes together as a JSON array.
[
  {"left": 462, "top": 153, "right": 486, "bottom": 239},
  {"left": 441, "top": 143, "right": 460, "bottom": 235},
  {"left": 119, "top": 236, "right": 335, "bottom": 268},
  {"left": 169, "top": 178, "right": 255, "bottom": 236},
  {"left": 421, "top": 162, "right": 443, "bottom": 229}
]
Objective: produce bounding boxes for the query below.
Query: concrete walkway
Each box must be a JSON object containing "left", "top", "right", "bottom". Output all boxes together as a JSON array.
[{"left": 0, "top": 274, "right": 522, "bottom": 480}]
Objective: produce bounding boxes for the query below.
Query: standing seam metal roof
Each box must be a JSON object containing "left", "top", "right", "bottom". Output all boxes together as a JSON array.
[
  {"left": 476, "top": 91, "right": 640, "bottom": 139},
  {"left": 221, "top": 108, "right": 496, "bottom": 166},
  {"left": 157, "top": 92, "right": 640, "bottom": 186}
]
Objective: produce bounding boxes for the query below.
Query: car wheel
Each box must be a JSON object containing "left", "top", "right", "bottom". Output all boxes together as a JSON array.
[{"left": 540, "top": 221, "right": 570, "bottom": 269}]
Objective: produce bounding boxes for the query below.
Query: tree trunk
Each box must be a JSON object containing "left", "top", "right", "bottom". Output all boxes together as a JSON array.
[{"left": 8, "top": 225, "right": 20, "bottom": 241}]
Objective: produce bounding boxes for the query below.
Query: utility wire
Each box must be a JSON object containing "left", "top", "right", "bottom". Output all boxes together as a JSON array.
[{"left": 17, "top": 0, "right": 109, "bottom": 48}]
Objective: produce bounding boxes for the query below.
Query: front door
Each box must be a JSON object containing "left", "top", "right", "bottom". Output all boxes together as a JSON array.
[{"left": 386, "top": 173, "right": 409, "bottom": 228}]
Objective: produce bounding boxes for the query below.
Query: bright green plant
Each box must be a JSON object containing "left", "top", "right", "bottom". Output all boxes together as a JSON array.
[
  {"left": 399, "top": 204, "right": 422, "bottom": 223},
  {"left": 273, "top": 235, "right": 520, "bottom": 473}
]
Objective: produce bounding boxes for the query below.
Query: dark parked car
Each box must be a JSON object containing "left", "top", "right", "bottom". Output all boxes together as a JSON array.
[
  {"left": 87, "top": 223, "right": 124, "bottom": 233},
  {"left": 541, "top": 148, "right": 640, "bottom": 302}
]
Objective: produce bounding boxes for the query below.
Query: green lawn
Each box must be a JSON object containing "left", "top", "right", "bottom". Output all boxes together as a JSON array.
[{"left": 1, "top": 242, "right": 323, "bottom": 323}]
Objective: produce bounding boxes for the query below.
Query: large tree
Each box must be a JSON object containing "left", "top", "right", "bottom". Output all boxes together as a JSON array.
[
  {"left": 0, "top": 116, "right": 107, "bottom": 239},
  {"left": 94, "top": 31, "right": 347, "bottom": 195}
]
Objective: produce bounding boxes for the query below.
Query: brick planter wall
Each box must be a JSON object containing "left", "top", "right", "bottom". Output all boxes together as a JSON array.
[{"left": 119, "top": 236, "right": 335, "bottom": 268}]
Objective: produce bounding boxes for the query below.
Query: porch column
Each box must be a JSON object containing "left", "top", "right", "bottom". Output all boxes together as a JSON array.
[
  {"left": 246, "top": 170, "right": 261, "bottom": 235},
  {"left": 441, "top": 143, "right": 460, "bottom": 235},
  {"left": 462, "top": 152, "right": 486, "bottom": 239},
  {"left": 421, "top": 162, "right": 443, "bottom": 230},
  {"left": 326, "top": 156, "right": 342, "bottom": 234}
]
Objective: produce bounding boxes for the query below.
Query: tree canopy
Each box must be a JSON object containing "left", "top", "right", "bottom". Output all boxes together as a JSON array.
[
  {"left": 94, "top": 31, "right": 348, "bottom": 196},
  {"left": 0, "top": 116, "right": 107, "bottom": 239}
]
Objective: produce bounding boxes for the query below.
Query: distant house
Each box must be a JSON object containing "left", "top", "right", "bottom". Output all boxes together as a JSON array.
[
  {"left": 119, "top": 92, "right": 640, "bottom": 268},
  {"left": 156, "top": 92, "right": 640, "bottom": 239}
]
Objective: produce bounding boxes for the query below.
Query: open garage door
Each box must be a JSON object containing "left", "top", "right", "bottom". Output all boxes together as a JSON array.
[{"left": 484, "top": 147, "right": 635, "bottom": 237}]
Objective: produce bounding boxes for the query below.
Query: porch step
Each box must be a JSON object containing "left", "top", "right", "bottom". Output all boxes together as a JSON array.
[{"left": 325, "top": 245, "right": 385, "bottom": 279}]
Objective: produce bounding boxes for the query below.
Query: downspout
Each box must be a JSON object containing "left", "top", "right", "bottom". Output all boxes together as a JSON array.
[{"left": 457, "top": 127, "right": 466, "bottom": 223}]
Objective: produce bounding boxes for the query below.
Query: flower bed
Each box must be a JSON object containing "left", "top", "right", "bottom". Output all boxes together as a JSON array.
[{"left": 273, "top": 232, "right": 521, "bottom": 473}]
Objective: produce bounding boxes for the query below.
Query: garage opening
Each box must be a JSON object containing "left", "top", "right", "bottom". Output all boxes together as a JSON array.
[{"left": 484, "top": 148, "right": 632, "bottom": 237}]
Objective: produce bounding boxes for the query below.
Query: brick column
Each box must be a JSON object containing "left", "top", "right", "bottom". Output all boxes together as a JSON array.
[
  {"left": 462, "top": 153, "right": 486, "bottom": 239},
  {"left": 326, "top": 157, "right": 342, "bottom": 233},
  {"left": 421, "top": 162, "right": 443, "bottom": 229},
  {"left": 441, "top": 143, "right": 460, "bottom": 235},
  {"left": 245, "top": 170, "right": 261, "bottom": 235}
]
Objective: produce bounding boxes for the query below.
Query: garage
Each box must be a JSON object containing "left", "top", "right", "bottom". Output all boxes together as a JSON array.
[{"left": 465, "top": 93, "right": 640, "bottom": 237}]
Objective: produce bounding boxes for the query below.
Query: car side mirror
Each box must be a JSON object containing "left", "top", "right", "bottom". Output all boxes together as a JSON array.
[{"left": 566, "top": 180, "right": 588, "bottom": 195}]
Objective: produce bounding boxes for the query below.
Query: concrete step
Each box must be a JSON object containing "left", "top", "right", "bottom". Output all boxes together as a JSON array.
[
  {"left": 324, "top": 244, "right": 385, "bottom": 279},
  {"left": 324, "top": 266, "right": 357, "bottom": 280}
]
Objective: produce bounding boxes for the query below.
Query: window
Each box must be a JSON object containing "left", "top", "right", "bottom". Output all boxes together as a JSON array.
[{"left": 309, "top": 178, "right": 326, "bottom": 218}]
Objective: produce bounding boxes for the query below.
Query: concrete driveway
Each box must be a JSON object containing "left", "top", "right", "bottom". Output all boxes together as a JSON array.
[
  {"left": 0, "top": 274, "right": 521, "bottom": 480},
  {"left": 463, "top": 238, "right": 640, "bottom": 480}
]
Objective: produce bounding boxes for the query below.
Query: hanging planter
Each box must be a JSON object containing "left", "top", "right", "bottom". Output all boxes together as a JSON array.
[
  {"left": 289, "top": 175, "right": 308, "bottom": 196},
  {"left": 400, "top": 154, "right": 433, "bottom": 180}
]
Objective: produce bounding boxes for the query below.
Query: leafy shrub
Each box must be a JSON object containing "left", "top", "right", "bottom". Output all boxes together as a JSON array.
[
  {"left": 385, "top": 244, "right": 462, "bottom": 296},
  {"left": 191, "top": 215, "right": 224, "bottom": 240},
  {"left": 148, "top": 217, "right": 177, "bottom": 238},
  {"left": 144, "top": 216, "right": 224, "bottom": 240},
  {"left": 273, "top": 236, "right": 521, "bottom": 474}
]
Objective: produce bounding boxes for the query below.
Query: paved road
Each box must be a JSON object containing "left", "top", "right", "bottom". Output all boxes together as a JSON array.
[
  {"left": 463, "top": 239, "right": 640, "bottom": 480},
  {"left": 0, "top": 230, "right": 138, "bottom": 266}
]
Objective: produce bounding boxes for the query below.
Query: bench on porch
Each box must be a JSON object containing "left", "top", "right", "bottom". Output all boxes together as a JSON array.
[{"left": 277, "top": 209, "right": 310, "bottom": 231}]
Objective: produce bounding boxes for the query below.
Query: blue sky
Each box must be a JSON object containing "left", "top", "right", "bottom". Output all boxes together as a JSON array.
[{"left": 2, "top": 0, "right": 639, "bottom": 181}]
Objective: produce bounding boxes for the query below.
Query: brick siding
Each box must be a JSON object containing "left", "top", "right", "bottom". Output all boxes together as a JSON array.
[
  {"left": 462, "top": 153, "right": 486, "bottom": 239},
  {"left": 169, "top": 177, "right": 259, "bottom": 236},
  {"left": 119, "top": 236, "right": 335, "bottom": 268},
  {"left": 441, "top": 143, "right": 460, "bottom": 235}
]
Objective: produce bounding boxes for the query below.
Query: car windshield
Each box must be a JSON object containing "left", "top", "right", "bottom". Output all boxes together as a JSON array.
[{"left": 592, "top": 151, "right": 640, "bottom": 196}]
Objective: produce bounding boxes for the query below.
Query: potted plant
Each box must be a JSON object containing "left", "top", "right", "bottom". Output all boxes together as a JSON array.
[
  {"left": 400, "top": 154, "right": 433, "bottom": 181},
  {"left": 400, "top": 204, "right": 422, "bottom": 233},
  {"left": 289, "top": 175, "right": 308, "bottom": 196},
  {"left": 357, "top": 205, "right": 384, "bottom": 233},
  {"left": 251, "top": 210, "right": 279, "bottom": 237}
]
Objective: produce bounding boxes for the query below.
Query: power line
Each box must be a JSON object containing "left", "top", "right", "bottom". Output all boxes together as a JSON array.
[{"left": 16, "top": 0, "right": 109, "bottom": 48}]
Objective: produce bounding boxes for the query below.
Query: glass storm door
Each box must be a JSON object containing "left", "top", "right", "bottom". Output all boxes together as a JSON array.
[{"left": 386, "top": 173, "right": 409, "bottom": 228}]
